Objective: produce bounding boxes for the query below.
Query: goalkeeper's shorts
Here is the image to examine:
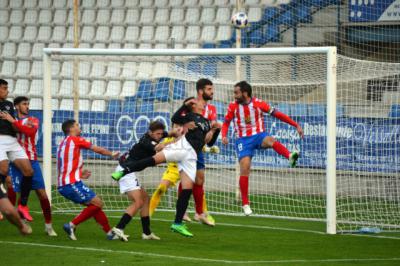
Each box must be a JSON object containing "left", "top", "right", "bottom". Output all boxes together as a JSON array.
[{"left": 162, "top": 164, "right": 180, "bottom": 186}]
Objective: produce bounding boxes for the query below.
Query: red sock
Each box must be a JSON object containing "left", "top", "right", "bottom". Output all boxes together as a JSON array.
[
  {"left": 7, "top": 186, "right": 17, "bottom": 206},
  {"left": 193, "top": 184, "right": 204, "bottom": 215},
  {"left": 177, "top": 182, "right": 182, "bottom": 196},
  {"left": 239, "top": 176, "right": 249, "bottom": 206},
  {"left": 71, "top": 204, "right": 100, "bottom": 226},
  {"left": 40, "top": 198, "right": 52, "bottom": 224},
  {"left": 272, "top": 141, "right": 290, "bottom": 159},
  {"left": 93, "top": 209, "right": 111, "bottom": 233}
]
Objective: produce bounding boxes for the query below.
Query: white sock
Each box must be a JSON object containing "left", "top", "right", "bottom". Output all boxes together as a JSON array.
[{"left": 45, "top": 223, "right": 53, "bottom": 229}]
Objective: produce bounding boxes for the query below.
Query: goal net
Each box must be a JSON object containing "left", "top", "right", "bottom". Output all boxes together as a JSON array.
[{"left": 42, "top": 47, "right": 400, "bottom": 234}]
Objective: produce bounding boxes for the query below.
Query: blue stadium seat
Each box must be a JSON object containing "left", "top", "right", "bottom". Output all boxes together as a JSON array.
[
  {"left": 389, "top": 105, "right": 400, "bottom": 118},
  {"left": 107, "top": 99, "right": 122, "bottom": 113},
  {"left": 173, "top": 79, "right": 186, "bottom": 100},
  {"left": 277, "top": 7, "right": 295, "bottom": 26},
  {"left": 187, "top": 60, "right": 201, "bottom": 74},
  {"left": 262, "top": 7, "right": 279, "bottom": 23},
  {"left": 291, "top": 103, "right": 308, "bottom": 116},
  {"left": 137, "top": 80, "right": 154, "bottom": 100},
  {"left": 311, "top": 0, "right": 340, "bottom": 8},
  {"left": 218, "top": 40, "right": 232, "bottom": 48},
  {"left": 212, "top": 101, "right": 227, "bottom": 115},
  {"left": 203, "top": 43, "right": 216, "bottom": 49},
  {"left": 122, "top": 101, "right": 137, "bottom": 114},
  {"left": 265, "top": 24, "right": 280, "bottom": 42},
  {"left": 308, "top": 104, "right": 326, "bottom": 116},
  {"left": 138, "top": 100, "right": 154, "bottom": 113},
  {"left": 249, "top": 22, "right": 264, "bottom": 46},
  {"left": 296, "top": 5, "right": 312, "bottom": 23},
  {"left": 175, "top": 61, "right": 185, "bottom": 70},
  {"left": 230, "top": 30, "right": 248, "bottom": 47},
  {"left": 155, "top": 78, "right": 170, "bottom": 102},
  {"left": 203, "top": 62, "right": 217, "bottom": 77}
]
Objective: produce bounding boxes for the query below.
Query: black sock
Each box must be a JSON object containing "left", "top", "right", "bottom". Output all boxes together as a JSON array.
[
  {"left": 123, "top": 157, "right": 156, "bottom": 173},
  {"left": 20, "top": 175, "right": 33, "bottom": 206},
  {"left": 116, "top": 213, "right": 132, "bottom": 230},
  {"left": 174, "top": 189, "right": 192, "bottom": 224},
  {"left": 141, "top": 216, "right": 151, "bottom": 235}
]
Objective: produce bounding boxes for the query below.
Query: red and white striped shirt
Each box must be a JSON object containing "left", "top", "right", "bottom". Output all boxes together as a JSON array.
[
  {"left": 202, "top": 103, "right": 217, "bottom": 121},
  {"left": 222, "top": 97, "right": 272, "bottom": 138},
  {"left": 57, "top": 136, "right": 92, "bottom": 187},
  {"left": 13, "top": 116, "right": 39, "bottom": 161}
]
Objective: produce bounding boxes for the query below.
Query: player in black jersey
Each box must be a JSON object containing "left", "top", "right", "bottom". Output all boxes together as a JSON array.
[
  {"left": 112, "top": 97, "right": 221, "bottom": 237},
  {"left": 0, "top": 79, "right": 35, "bottom": 222},
  {"left": 108, "top": 121, "right": 169, "bottom": 241}
]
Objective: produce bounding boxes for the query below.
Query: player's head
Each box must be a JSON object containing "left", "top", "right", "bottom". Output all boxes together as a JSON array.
[
  {"left": 0, "top": 79, "right": 9, "bottom": 100},
  {"left": 62, "top": 119, "right": 81, "bottom": 136},
  {"left": 234, "top": 81, "right": 252, "bottom": 103},
  {"left": 196, "top": 78, "right": 214, "bottom": 101},
  {"left": 171, "top": 123, "right": 184, "bottom": 137},
  {"left": 14, "top": 96, "right": 30, "bottom": 116},
  {"left": 148, "top": 120, "right": 166, "bottom": 142},
  {"left": 184, "top": 97, "right": 203, "bottom": 114}
]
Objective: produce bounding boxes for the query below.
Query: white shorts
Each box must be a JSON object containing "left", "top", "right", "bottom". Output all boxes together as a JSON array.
[
  {"left": 0, "top": 135, "right": 28, "bottom": 162},
  {"left": 163, "top": 136, "right": 197, "bottom": 182},
  {"left": 116, "top": 165, "right": 141, "bottom": 194}
]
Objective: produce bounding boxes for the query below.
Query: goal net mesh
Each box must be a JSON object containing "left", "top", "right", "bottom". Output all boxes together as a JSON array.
[{"left": 46, "top": 51, "right": 400, "bottom": 233}]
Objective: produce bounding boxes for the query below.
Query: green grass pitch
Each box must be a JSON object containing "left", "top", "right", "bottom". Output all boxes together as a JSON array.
[{"left": 1, "top": 197, "right": 400, "bottom": 266}]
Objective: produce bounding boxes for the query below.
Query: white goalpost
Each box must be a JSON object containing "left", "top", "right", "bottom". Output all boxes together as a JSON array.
[{"left": 41, "top": 46, "right": 399, "bottom": 235}]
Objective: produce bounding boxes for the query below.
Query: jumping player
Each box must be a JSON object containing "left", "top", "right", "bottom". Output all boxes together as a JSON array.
[
  {"left": 57, "top": 119, "right": 119, "bottom": 240},
  {"left": 112, "top": 98, "right": 221, "bottom": 237},
  {"left": 221, "top": 81, "right": 304, "bottom": 215}
]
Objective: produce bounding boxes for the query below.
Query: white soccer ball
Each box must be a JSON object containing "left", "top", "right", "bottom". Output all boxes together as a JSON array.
[{"left": 231, "top": 12, "right": 249, "bottom": 29}]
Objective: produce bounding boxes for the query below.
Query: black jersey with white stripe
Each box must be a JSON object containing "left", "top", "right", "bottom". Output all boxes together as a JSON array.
[
  {"left": 172, "top": 104, "right": 212, "bottom": 154},
  {"left": 0, "top": 99, "right": 16, "bottom": 137}
]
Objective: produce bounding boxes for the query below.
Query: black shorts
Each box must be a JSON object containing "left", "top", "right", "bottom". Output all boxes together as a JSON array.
[{"left": 0, "top": 182, "right": 7, "bottom": 199}]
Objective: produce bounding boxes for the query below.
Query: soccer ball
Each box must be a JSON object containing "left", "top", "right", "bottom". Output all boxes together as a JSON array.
[{"left": 231, "top": 12, "right": 249, "bottom": 29}]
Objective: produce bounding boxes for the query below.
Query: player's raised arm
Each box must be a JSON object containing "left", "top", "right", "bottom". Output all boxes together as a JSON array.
[
  {"left": 270, "top": 107, "right": 304, "bottom": 139},
  {"left": 221, "top": 103, "right": 235, "bottom": 145}
]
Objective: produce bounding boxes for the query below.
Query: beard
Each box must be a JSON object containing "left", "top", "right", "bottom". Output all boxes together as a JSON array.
[
  {"left": 203, "top": 93, "right": 213, "bottom": 101},
  {"left": 235, "top": 97, "right": 244, "bottom": 104}
]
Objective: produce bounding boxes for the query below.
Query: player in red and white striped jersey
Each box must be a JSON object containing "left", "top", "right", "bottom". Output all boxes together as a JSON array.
[
  {"left": 7, "top": 96, "right": 56, "bottom": 235},
  {"left": 222, "top": 81, "right": 304, "bottom": 215},
  {"left": 57, "top": 119, "right": 119, "bottom": 240}
]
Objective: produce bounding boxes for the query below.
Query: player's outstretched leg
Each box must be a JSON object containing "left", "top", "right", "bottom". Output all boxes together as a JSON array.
[{"left": 177, "top": 182, "right": 192, "bottom": 222}]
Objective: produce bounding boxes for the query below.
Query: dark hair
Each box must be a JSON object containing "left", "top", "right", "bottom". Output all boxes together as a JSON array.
[
  {"left": 235, "top": 81, "right": 252, "bottom": 97},
  {"left": 0, "top": 79, "right": 8, "bottom": 87},
  {"left": 196, "top": 78, "right": 213, "bottom": 92},
  {"left": 148, "top": 120, "right": 165, "bottom": 132},
  {"left": 62, "top": 119, "right": 76, "bottom": 135},
  {"left": 14, "top": 96, "right": 29, "bottom": 106}
]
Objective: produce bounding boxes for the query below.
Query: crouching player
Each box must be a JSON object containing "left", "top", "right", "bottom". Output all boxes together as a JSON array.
[
  {"left": 57, "top": 119, "right": 119, "bottom": 240},
  {"left": 109, "top": 121, "right": 167, "bottom": 241}
]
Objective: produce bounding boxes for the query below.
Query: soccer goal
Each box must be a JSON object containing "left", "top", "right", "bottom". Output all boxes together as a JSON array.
[{"left": 42, "top": 47, "right": 400, "bottom": 234}]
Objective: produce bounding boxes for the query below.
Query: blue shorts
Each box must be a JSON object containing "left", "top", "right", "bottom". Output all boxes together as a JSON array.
[
  {"left": 197, "top": 151, "right": 205, "bottom": 170},
  {"left": 58, "top": 181, "right": 96, "bottom": 204},
  {"left": 235, "top": 132, "right": 268, "bottom": 161},
  {"left": 9, "top": 160, "right": 45, "bottom": 192}
]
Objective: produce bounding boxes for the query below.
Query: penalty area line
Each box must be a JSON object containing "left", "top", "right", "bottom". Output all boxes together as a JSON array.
[{"left": 1, "top": 241, "right": 400, "bottom": 264}]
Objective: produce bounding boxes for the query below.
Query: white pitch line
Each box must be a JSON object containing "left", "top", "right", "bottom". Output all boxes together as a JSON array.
[
  {"left": 32, "top": 211, "right": 400, "bottom": 240},
  {"left": 1, "top": 241, "right": 400, "bottom": 264}
]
